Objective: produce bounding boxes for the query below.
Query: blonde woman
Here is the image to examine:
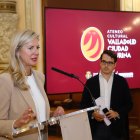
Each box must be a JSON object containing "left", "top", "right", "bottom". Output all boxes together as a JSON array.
[{"left": 0, "top": 29, "right": 64, "bottom": 140}]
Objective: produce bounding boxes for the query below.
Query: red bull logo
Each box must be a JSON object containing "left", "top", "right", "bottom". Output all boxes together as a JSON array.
[{"left": 81, "top": 27, "right": 104, "bottom": 61}]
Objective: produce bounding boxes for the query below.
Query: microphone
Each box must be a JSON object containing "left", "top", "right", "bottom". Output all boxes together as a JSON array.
[
  {"left": 51, "top": 67, "right": 79, "bottom": 79},
  {"left": 51, "top": 67, "right": 96, "bottom": 106}
]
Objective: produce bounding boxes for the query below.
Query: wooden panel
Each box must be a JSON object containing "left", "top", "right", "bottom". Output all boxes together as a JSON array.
[
  {"left": 129, "top": 89, "right": 140, "bottom": 127},
  {"left": 43, "top": 0, "right": 120, "bottom": 11},
  {"left": 134, "top": 129, "right": 140, "bottom": 140}
]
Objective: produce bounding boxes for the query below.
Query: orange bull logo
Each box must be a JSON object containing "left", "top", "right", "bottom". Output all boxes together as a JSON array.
[{"left": 81, "top": 27, "right": 104, "bottom": 61}]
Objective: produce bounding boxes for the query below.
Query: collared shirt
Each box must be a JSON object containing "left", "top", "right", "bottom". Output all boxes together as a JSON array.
[
  {"left": 99, "top": 72, "right": 114, "bottom": 109},
  {"left": 27, "top": 74, "right": 46, "bottom": 123}
]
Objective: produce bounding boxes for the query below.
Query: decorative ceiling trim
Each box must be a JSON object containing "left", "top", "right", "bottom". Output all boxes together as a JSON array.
[{"left": 0, "top": 0, "right": 16, "bottom": 13}]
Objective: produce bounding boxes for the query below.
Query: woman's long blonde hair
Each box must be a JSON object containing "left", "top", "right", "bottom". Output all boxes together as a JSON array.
[{"left": 8, "top": 29, "right": 39, "bottom": 90}]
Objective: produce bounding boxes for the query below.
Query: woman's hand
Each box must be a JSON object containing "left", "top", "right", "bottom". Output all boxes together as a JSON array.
[
  {"left": 13, "top": 108, "right": 36, "bottom": 129},
  {"left": 53, "top": 106, "right": 65, "bottom": 117}
]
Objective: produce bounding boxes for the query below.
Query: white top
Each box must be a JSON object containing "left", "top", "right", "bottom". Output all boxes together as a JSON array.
[
  {"left": 27, "top": 74, "right": 46, "bottom": 123},
  {"left": 99, "top": 72, "right": 114, "bottom": 109}
]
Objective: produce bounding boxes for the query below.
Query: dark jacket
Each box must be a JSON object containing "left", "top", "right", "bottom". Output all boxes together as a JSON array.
[{"left": 80, "top": 73, "right": 133, "bottom": 139}]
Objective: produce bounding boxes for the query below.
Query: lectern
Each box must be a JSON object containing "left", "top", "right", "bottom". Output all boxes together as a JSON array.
[
  {"left": 60, "top": 111, "right": 91, "bottom": 140},
  {"left": 13, "top": 106, "right": 98, "bottom": 140},
  {"left": 50, "top": 106, "right": 98, "bottom": 140}
]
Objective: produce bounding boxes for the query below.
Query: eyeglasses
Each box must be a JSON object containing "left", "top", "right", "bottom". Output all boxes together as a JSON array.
[{"left": 101, "top": 60, "right": 115, "bottom": 65}]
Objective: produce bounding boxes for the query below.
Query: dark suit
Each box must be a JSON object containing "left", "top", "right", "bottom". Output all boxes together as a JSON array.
[{"left": 80, "top": 73, "right": 133, "bottom": 140}]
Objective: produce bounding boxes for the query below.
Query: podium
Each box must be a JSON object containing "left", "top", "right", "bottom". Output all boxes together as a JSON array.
[
  {"left": 13, "top": 106, "right": 98, "bottom": 140},
  {"left": 54, "top": 106, "right": 98, "bottom": 140},
  {"left": 60, "top": 111, "right": 92, "bottom": 140}
]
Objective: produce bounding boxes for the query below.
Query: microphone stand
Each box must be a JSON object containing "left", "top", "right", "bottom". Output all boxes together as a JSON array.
[
  {"left": 73, "top": 76, "right": 96, "bottom": 106},
  {"left": 51, "top": 67, "right": 96, "bottom": 106}
]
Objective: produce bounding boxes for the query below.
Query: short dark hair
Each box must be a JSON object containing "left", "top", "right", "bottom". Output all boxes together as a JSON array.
[{"left": 100, "top": 50, "right": 117, "bottom": 63}]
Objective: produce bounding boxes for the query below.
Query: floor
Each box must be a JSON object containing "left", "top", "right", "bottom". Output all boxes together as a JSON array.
[
  {"left": 48, "top": 135, "right": 62, "bottom": 140},
  {"left": 48, "top": 125, "right": 62, "bottom": 140}
]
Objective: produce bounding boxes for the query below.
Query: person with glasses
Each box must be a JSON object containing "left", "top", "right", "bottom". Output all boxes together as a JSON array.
[{"left": 80, "top": 50, "right": 133, "bottom": 140}]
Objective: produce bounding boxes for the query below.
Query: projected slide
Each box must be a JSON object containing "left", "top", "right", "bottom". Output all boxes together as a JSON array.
[{"left": 45, "top": 8, "right": 140, "bottom": 94}]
